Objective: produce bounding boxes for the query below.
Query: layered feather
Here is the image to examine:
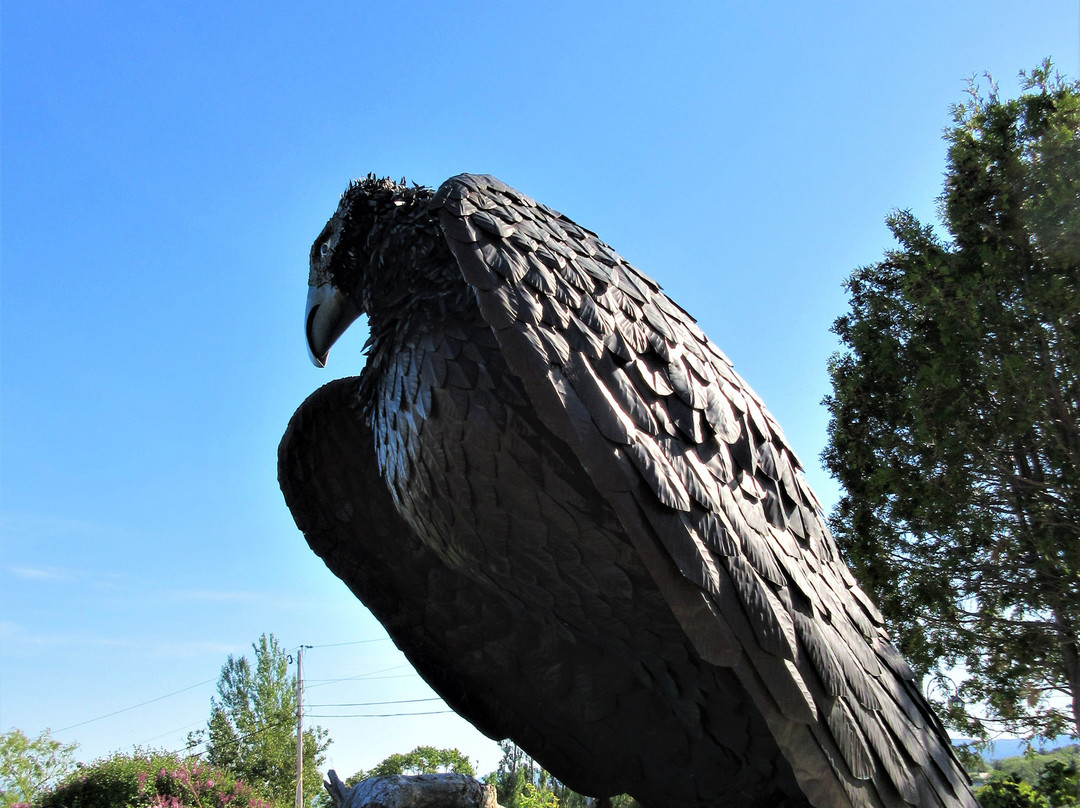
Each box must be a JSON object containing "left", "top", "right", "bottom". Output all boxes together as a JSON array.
[{"left": 428, "top": 173, "right": 977, "bottom": 808}]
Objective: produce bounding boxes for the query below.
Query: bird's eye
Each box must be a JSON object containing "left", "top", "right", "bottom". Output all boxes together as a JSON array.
[{"left": 320, "top": 242, "right": 331, "bottom": 257}]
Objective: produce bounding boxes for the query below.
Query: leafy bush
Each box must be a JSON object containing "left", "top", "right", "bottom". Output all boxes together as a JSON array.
[
  {"left": 483, "top": 741, "right": 637, "bottom": 808},
  {"left": 982, "top": 745, "right": 1080, "bottom": 806},
  {"left": 36, "top": 751, "right": 273, "bottom": 808},
  {"left": 992, "top": 746, "right": 1080, "bottom": 786},
  {"left": 1035, "top": 759, "right": 1079, "bottom": 806},
  {"left": 975, "top": 777, "right": 1049, "bottom": 808}
]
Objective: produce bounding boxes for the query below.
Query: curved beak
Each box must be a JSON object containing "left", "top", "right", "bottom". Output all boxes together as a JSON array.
[{"left": 305, "top": 283, "right": 362, "bottom": 368}]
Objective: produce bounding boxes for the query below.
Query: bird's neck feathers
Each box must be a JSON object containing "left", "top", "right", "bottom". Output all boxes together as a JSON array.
[
  {"left": 338, "top": 181, "right": 474, "bottom": 360},
  {"left": 356, "top": 219, "right": 470, "bottom": 339}
]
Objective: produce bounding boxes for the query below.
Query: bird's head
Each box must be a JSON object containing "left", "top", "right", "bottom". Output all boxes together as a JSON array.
[{"left": 305, "top": 175, "right": 438, "bottom": 367}]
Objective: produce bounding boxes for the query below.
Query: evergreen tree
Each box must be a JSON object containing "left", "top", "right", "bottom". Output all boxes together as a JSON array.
[{"left": 824, "top": 60, "right": 1080, "bottom": 740}]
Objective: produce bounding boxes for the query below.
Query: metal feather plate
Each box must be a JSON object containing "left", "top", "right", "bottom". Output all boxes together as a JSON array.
[{"left": 426, "top": 174, "right": 976, "bottom": 808}]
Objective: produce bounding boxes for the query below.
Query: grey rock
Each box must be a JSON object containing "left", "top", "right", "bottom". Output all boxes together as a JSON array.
[{"left": 324, "top": 771, "right": 498, "bottom": 808}]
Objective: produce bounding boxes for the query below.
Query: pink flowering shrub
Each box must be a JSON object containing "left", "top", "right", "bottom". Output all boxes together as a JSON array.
[{"left": 35, "top": 751, "right": 275, "bottom": 808}]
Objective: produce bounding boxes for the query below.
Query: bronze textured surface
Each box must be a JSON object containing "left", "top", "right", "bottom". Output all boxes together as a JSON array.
[{"left": 279, "top": 174, "right": 978, "bottom": 808}]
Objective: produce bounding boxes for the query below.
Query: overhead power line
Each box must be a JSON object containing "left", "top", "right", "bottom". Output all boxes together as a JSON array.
[
  {"left": 141, "top": 719, "right": 206, "bottom": 745},
  {"left": 58, "top": 639, "right": 406, "bottom": 732},
  {"left": 303, "top": 664, "right": 413, "bottom": 689},
  {"left": 53, "top": 637, "right": 410, "bottom": 756},
  {"left": 171, "top": 715, "right": 297, "bottom": 759},
  {"left": 305, "top": 638, "right": 391, "bottom": 649},
  {"left": 306, "top": 697, "right": 443, "bottom": 708},
  {"left": 304, "top": 710, "right": 455, "bottom": 719},
  {"left": 54, "top": 677, "right": 218, "bottom": 733}
]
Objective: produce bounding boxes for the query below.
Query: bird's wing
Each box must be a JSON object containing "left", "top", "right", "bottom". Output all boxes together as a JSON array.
[
  {"left": 278, "top": 378, "right": 511, "bottom": 737},
  {"left": 278, "top": 378, "right": 656, "bottom": 796},
  {"left": 430, "top": 174, "right": 976, "bottom": 808}
]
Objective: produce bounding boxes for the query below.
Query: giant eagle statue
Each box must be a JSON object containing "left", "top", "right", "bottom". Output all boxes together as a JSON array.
[{"left": 278, "top": 174, "right": 977, "bottom": 808}]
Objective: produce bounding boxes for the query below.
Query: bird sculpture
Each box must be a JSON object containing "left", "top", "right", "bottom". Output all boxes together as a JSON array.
[{"left": 278, "top": 173, "right": 977, "bottom": 808}]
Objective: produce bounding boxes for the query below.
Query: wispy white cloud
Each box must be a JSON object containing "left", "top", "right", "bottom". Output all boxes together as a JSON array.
[
  {"left": 9, "top": 565, "right": 78, "bottom": 582},
  {"left": 171, "top": 589, "right": 262, "bottom": 604},
  {"left": 5, "top": 563, "right": 124, "bottom": 591},
  {"left": 0, "top": 622, "right": 136, "bottom": 651},
  {"left": 2, "top": 622, "right": 243, "bottom": 661},
  {"left": 5, "top": 560, "right": 263, "bottom": 602}
]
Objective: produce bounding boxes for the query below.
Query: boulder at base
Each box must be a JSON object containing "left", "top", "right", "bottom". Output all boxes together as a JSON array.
[{"left": 325, "top": 772, "right": 500, "bottom": 808}]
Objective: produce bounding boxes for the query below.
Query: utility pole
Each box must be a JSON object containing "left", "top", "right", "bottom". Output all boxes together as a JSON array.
[{"left": 295, "top": 645, "right": 311, "bottom": 808}]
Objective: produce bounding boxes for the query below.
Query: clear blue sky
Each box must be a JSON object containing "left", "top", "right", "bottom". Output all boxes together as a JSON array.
[{"left": 3, "top": 0, "right": 1078, "bottom": 782}]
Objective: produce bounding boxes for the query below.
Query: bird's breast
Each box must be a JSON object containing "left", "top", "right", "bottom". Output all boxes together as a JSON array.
[{"left": 369, "top": 318, "right": 662, "bottom": 646}]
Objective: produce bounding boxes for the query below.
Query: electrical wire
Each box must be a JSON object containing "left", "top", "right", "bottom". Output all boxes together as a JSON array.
[
  {"left": 304, "top": 710, "right": 455, "bottom": 719},
  {"left": 303, "top": 664, "right": 413, "bottom": 689},
  {"left": 141, "top": 720, "right": 206, "bottom": 745},
  {"left": 57, "top": 639, "right": 422, "bottom": 756},
  {"left": 305, "top": 697, "right": 442, "bottom": 708},
  {"left": 54, "top": 677, "right": 218, "bottom": 733},
  {"left": 170, "top": 716, "right": 297, "bottom": 758},
  {"left": 305, "top": 638, "right": 391, "bottom": 649},
  {"left": 56, "top": 639, "right": 404, "bottom": 734}
]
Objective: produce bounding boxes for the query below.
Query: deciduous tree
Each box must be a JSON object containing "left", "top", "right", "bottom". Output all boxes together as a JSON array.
[
  {"left": 0, "top": 728, "right": 77, "bottom": 808},
  {"left": 190, "top": 634, "right": 329, "bottom": 807},
  {"left": 364, "top": 746, "right": 475, "bottom": 778},
  {"left": 824, "top": 60, "right": 1080, "bottom": 741}
]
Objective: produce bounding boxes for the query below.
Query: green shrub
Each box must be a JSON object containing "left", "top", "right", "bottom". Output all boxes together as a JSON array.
[
  {"left": 36, "top": 751, "right": 273, "bottom": 808},
  {"left": 1036, "top": 759, "right": 1079, "bottom": 806},
  {"left": 976, "top": 776, "right": 1050, "bottom": 808}
]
